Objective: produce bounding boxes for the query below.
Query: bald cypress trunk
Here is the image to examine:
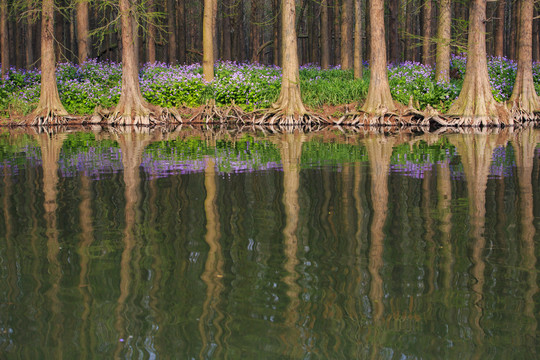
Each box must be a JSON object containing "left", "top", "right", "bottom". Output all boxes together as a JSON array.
[
  {"left": 435, "top": 0, "right": 451, "bottom": 83},
  {"left": 203, "top": 0, "right": 214, "bottom": 82},
  {"left": 447, "top": 0, "right": 505, "bottom": 125},
  {"left": 321, "top": 0, "right": 330, "bottom": 69},
  {"left": 31, "top": 0, "right": 68, "bottom": 125},
  {"left": 361, "top": 0, "right": 395, "bottom": 113},
  {"left": 494, "top": 0, "right": 505, "bottom": 57},
  {"left": 422, "top": 0, "right": 432, "bottom": 65},
  {"left": 167, "top": 0, "right": 177, "bottom": 63},
  {"left": 147, "top": 0, "right": 156, "bottom": 63},
  {"left": 341, "top": 0, "right": 353, "bottom": 69},
  {"left": 1, "top": 0, "right": 8, "bottom": 79},
  {"left": 508, "top": 0, "right": 540, "bottom": 116},
  {"left": 353, "top": 0, "right": 363, "bottom": 78},
  {"left": 76, "top": 0, "right": 90, "bottom": 64}
]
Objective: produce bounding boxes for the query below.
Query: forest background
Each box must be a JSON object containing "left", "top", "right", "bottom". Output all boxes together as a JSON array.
[{"left": 0, "top": 0, "right": 539, "bottom": 126}]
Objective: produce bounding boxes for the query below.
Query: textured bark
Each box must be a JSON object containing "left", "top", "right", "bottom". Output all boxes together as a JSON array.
[
  {"left": 250, "top": 0, "right": 260, "bottom": 63},
  {"left": 388, "top": 0, "right": 400, "bottom": 63},
  {"left": 361, "top": 0, "right": 395, "bottom": 113},
  {"left": 333, "top": 0, "right": 341, "bottom": 65},
  {"left": 1, "top": 0, "right": 8, "bottom": 79},
  {"left": 271, "top": 0, "right": 307, "bottom": 116},
  {"left": 273, "top": 0, "right": 280, "bottom": 65},
  {"left": 203, "top": 0, "right": 215, "bottom": 82},
  {"left": 167, "top": 0, "right": 177, "bottom": 63},
  {"left": 222, "top": 0, "right": 232, "bottom": 61},
  {"left": 494, "top": 0, "right": 505, "bottom": 57},
  {"left": 178, "top": 0, "right": 186, "bottom": 63},
  {"left": 109, "top": 0, "right": 157, "bottom": 125},
  {"left": 321, "top": 0, "right": 330, "bottom": 69},
  {"left": 26, "top": 13, "right": 34, "bottom": 69},
  {"left": 508, "top": 0, "right": 540, "bottom": 114},
  {"left": 435, "top": 0, "right": 451, "bottom": 83},
  {"left": 32, "top": 0, "right": 68, "bottom": 125},
  {"left": 147, "top": 0, "right": 156, "bottom": 63},
  {"left": 341, "top": 0, "right": 353, "bottom": 69},
  {"left": 76, "top": 0, "right": 90, "bottom": 64},
  {"left": 447, "top": 0, "right": 503, "bottom": 126},
  {"left": 353, "top": 0, "right": 363, "bottom": 78},
  {"left": 422, "top": 0, "right": 433, "bottom": 65}
]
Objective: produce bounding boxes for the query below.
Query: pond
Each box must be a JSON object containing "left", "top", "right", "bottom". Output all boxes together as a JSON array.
[{"left": 0, "top": 125, "right": 538, "bottom": 359}]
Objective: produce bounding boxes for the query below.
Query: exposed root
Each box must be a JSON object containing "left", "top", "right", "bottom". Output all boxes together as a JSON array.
[
  {"left": 254, "top": 108, "right": 329, "bottom": 127},
  {"left": 334, "top": 104, "right": 399, "bottom": 126},
  {"left": 509, "top": 100, "right": 540, "bottom": 124},
  {"left": 29, "top": 106, "right": 70, "bottom": 126}
]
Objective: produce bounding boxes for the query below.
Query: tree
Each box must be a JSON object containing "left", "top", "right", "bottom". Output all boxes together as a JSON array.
[
  {"left": 353, "top": 0, "right": 363, "bottom": 79},
  {"left": 147, "top": 0, "right": 156, "bottom": 63},
  {"left": 76, "top": 0, "right": 90, "bottom": 63},
  {"left": 508, "top": 0, "right": 540, "bottom": 118},
  {"left": 108, "top": 0, "right": 160, "bottom": 125},
  {"left": 341, "top": 0, "right": 353, "bottom": 69},
  {"left": 31, "top": 0, "right": 68, "bottom": 125},
  {"left": 0, "top": 0, "right": 7, "bottom": 79},
  {"left": 494, "top": 0, "right": 505, "bottom": 58},
  {"left": 422, "top": 0, "right": 432, "bottom": 65},
  {"left": 447, "top": 0, "right": 507, "bottom": 126},
  {"left": 262, "top": 0, "right": 309, "bottom": 125},
  {"left": 203, "top": 0, "right": 214, "bottom": 82},
  {"left": 361, "top": 0, "right": 395, "bottom": 114},
  {"left": 435, "top": 0, "right": 451, "bottom": 83},
  {"left": 321, "top": 0, "right": 330, "bottom": 69}
]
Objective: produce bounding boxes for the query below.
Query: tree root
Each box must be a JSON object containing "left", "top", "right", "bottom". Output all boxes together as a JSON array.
[
  {"left": 254, "top": 108, "right": 329, "bottom": 126},
  {"left": 28, "top": 107, "right": 70, "bottom": 126},
  {"left": 509, "top": 100, "right": 540, "bottom": 124}
]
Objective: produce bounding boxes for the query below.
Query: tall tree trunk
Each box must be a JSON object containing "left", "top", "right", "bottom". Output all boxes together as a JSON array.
[
  {"left": 353, "top": 0, "right": 363, "bottom": 78},
  {"left": 435, "top": 0, "right": 451, "bottom": 82},
  {"left": 273, "top": 0, "right": 280, "bottom": 65},
  {"left": 388, "top": 0, "right": 400, "bottom": 63},
  {"left": 447, "top": 0, "right": 505, "bottom": 126},
  {"left": 147, "top": 0, "right": 156, "bottom": 63},
  {"left": 268, "top": 0, "right": 308, "bottom": 121},
  {"left": 26, "top": 13, "right": 34, "bottom": 69},
  {"left": 341, "top": 0, "right": 353, "bottom": 69},
  {"left": 333, "top": 0, "right": 341, "bottom": 65},
  {"left": 250, "top": 0, "right": 260, "bottom": 62},
  {"left": 76, "top": 0, "right": 90, "bottom": 64},
  {"left": 509, "top": 0, "right": 517, "bottom": 60},
  {"left": 494, "top": 0, "right": 505, "bottom": 57},
  {"left": 508, "top": 0, "right": 540, "bottom": 115},
  {"left": 212, "top": 0, "right": 218, "bottom": 61},
  {"left": 422, "top": 0, "right": 432, "bottom": 65},
  {"left": 167, "top": 0, "right": 177, "bottom": 63},
  {"left": 203, "top": 0, "right": 215, "bottom": 81},
  {"left": 222, "top": 0, "right": 232, "bottom": 60},
  {"left": 31, "top": 0, "right": 68, "bottom": 125},
  {"left": 178, "top": 0, "right": 186, "bottom": 63},
  {"left": 321, "top": 0, "right": 330, "bottom": 69},
  {"left": 0, "top": 0, "right": 8, "bottom": 79},
  {"left": 109, "top": 0, "right": 158, "bottom": 125},
  {"left": 361, "top": 0, "right": 395, "bottom": 113}
]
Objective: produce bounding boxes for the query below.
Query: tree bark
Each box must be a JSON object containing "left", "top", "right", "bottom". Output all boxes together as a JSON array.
[
  {"left": 361, "top": 0, "right": 395, "bottom": 113},
  {"left": 203, "top": 0, "right": 215, "bottom": 82},
  {"left": 147, "top": 0, "right": 156, "bottom": 63},
  {"left": 32, "top": 0, "right": 68, "bottom": 125},
  {"left": 270, "top": 0, "right": 307, "bottom": 118},
  {"left": 435, "top": 0, "right": 451, "bottom": 83},
  {"left": 447, "top": 0, "right": 504, "bottom": 125},
  {"left": 167, "top": 0, "right": 177, "bottom": 63},
  {"left": 321, "top": 0, "right": 330, "bottom": 69},
  {"left": 353, "top": 0, "right": 363, "bottom": 78},
  {"left": 178, "top": 0, "right": 186, "bottom": 63},
  {"left": 26, "top": 12, "right": 34, "bottom": 69},
  {"left": 494, "top": 0, "right": 505, "bottom": 57},
  {"left": 109, "top": 0, "right": 157, "bottom": 125},
  {"left": 273, "top": 0, "right": 280, "bottom": 65},
  {"left": 0, "top": 0, "right": 8, "bottom": 79},
  {"left": 508, "top": 0, "right": 540, "bottom": 115},
  {"left": 341, "top": 0, "right": 353, "bottom": 69},
  {"left": 333, "top": 0, "right": 341, "bottom": 66},
  {"left": 76, "top": 0, "right": 90, "bottom": 64},
  {"left": 422, "top": 0, "right": 433, "bottom": 65},
  {"left": 387, "top": 0, "right": 400, "bottom": 63}
]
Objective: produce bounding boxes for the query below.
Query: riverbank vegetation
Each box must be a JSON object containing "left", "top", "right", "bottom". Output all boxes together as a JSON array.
[{"left": 1, "top": 55, "right": 538, "bottom": 121}]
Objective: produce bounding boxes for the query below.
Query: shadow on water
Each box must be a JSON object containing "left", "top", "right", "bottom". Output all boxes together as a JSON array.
[{"left": 0, "top": 125, "right": 538, "bottom": 359}]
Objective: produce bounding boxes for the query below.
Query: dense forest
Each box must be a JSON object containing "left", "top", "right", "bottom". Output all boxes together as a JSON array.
[{"left": 0, "top": 0, "right": 539, "bottom": 126}]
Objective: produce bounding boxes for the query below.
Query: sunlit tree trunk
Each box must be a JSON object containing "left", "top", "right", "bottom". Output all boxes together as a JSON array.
[
  {"left": 494, "top": 0, "right": 505, "bottom": 57},
  {"left": 76, "top": 0, "right": 90, "bottom": 63},
  {"left": 508, "top": 0, "right": 540, "bottom": 116},
  {"left": 435, "top": 0, "right": 451, "bottom": 83},
  {"left": 361, "top": 0, "right": 395, "bottom": 113},
  {"left": 422, "top": 0, "right": 433, "bottom": 65},
  {"left": 268, "top": 0, "right": 308, "bottom": 121},
  {"left": 447, "top": 0, "right": 504, "bottom": 126},
  {"left": 0, "top": 0, "right": 8, "bottom": 79},
  {"left": 31, "top": 0, "right": 68, "bottom": 125},
  {"left": 353, "top": 0, "right": 363, "bottom": 78},
  {"left": 341, "top": 0, "right": 353, "bottom": 69},
  {"left": 109, "top": 0, "right": 159, "bottom": 125},
  {"left": 203, "top": 0, "right": 215, "bottom": 82},
  {"left": 167, "top": 0, "right": 177, "bottom": 63}
]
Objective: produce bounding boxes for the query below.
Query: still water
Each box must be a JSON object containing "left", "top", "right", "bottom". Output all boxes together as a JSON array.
[{"left": 0, "top": 126, "right": 538, "bottom": 359}]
